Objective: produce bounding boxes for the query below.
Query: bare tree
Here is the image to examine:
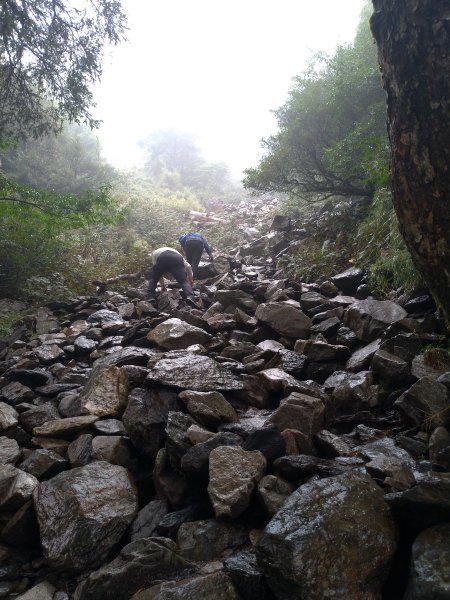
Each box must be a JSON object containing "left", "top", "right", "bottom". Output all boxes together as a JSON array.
[{"left": 371, "top": 1, "right": 450, "bottom": 326}]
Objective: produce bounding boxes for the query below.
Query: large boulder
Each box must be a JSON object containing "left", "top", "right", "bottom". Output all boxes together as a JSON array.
[
  {"left": 146, "top": 352, "right": 244, "bottom": 392},
  {"left": 147, "top": 318, "right": 212, "bottom": 350},
  {"left": 208, "top": 446, "right": 266, "bottom": 518},
  {"left": 395, "top": 377, "right": 450, "bottom": 430},
  {"left": 79, "top": 365, "right": 129, "bottom": 418},
  {"left": 257, "top": 471, "right": 397, "bottom": 599},
  {"left": 33, "top": 461, "right": 137, "bottom": 571},
  {"left": 255, "top": 302, "right": 311, "bottom": 339},
  {"left": 344, "top": 299, "right": 407, "bottom": 342}
]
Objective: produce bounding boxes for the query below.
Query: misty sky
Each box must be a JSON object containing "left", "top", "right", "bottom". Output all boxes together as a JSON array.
[{"left": 94, "top": 0, "right": 366, "bottom": 179}]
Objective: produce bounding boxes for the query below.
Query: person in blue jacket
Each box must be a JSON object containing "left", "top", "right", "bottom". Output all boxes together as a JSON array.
[{"left": 178, "top": 232, "right": 214, "bottom": 279}]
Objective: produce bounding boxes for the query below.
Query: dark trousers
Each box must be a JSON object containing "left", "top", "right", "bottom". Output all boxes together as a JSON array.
[
  {"left": 184, "top": 238, "right": 204, "bottom": 279},
  {"left": 148, "top": 251, "right": 193, "bottom": 298}
]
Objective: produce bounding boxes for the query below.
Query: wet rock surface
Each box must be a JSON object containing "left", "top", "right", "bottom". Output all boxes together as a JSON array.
[{"left": 0, "top": 196, "right": 449, "bottom": 598}]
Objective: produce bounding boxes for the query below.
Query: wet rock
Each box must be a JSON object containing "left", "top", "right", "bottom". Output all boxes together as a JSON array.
[
  {"left": 146, "top": 352, "right": 244, "bottom": 392},
  {"left": 257, "top": 474, "right": 296, "bottom": 517},
  {"left": 395, "top": 377, "right": 450, "bottom": 430},
  {"left": 5, "top": 368, "right": 50, "bottom": 388},
  {"left": 372, "top": 349, "right": 414, "bottom": 385},
  {"left": 267, "top": 392, "right": 325, "bottom": 439},
  {"left": 346, "top": 338, "right": 381, "bottom": 372},
  {"left": 67, "top": 434, "right": 93, "bottom": 467},
  {"left": 178, "top": 390, "right": 237, "bottom": 429},
  {"left": 181, "top": 432, "right": 242, "bottom": 474},
  {"left": 429, "top": 426, "right": 450, "bottom": 469},
  {"left": 274, "top": 454, "right": 348, "bottom": 480},
  {"left": 330, "top": 268, "right": 365, "bottom": 294},
  {"left": 344, "top": 299, "right": 407, "bottom": 342},
  {"left": 0, "top": 402, "right": 19, "bottom": 430},
  {"left": 19, "top": 448, "right": 69, "bottom": 479},
  {"left": 0, "top": 382, "right": 34, "bottom": 405},
  {"left": 177, "top": 519, "right": 248, "bottom": 562},
  {"left": 155, "top": 504, "right": 203, "bottom": 539},
  {"left": 91, "top": 435, "right": 132, "bottom": 467},
  {"left": 242, "top": 425, "right": 286, "bottom": 464},
  {"left": 33, "top": 461, "right": 137, "bottom": 570},
  {"left": 257, "top": 471, "right": 397, "bottom": 599},
  {"left": 0, "top": 465, "right": 38, "bottom": 509},
  {"left": 314, "top": 430, "right": 353, "bottom": 457},
  {"left": 93, "top": 418, "right": 126, "bottom": 435},
  {"left": 34, "top": 344, "right": 65, "bottom": 363},
  {"left": 166, "top": 412, "right": 197, "bottom": 460},
  {"left": 147, "top": 318, "right": 212, "bottom": 350},
  {"left": 14, "top": 581, "right": 56, "bottom": 600},
  {"left": 208, "top": 446, "right": 266, "bottom": 518},
  {"left": 87, "top": 309, "right": 124, "bottom": 326},
  {"left": 386, "top": 473, "right": 450, "bottom": 530},
  {"left": 0, "top": 437, "right": 20, "bottom": 464},
  {"left": 130, "top": 498, "right": 168, "bottom": 542},
  {"left": 365, "top": 455, "right": 415, "bottom": 489},
  {"left": 214, "top": 289, "right": 258, "bottom": 312},
  {"left": 153, "top": 448, "right": 188, "bottom": 508},
  {"left": 294, "top": 339, "right": 350, "bottom": 363},
  {"left": 73, "top": 537, "right": 195, "bottom": 600},
  {"left": 74, "top": 336, "right": 97, "bottom": 354},
  {"left": 255, "top": 302, "right": 311, "bottom": 338},
  {"left": 324, "top": 370, "right": 379, "bottom": 411},
  {"left": 132, "top": 571, "right": 241, "bottom": 600},
  {"left": 79, "top": 366, "right": 129, "bottom": 418},
  {"left": 123, "top": 388, "right": 179, "bottom": 458},
  {"left": 403, "top": 523, "right": 450, "bottom": 599},
  {"left": 32, "top": 415, "right": 98, "bottom": 438},
  {"left": 19, "top": 402, "right": 60, "bottom": 433}
]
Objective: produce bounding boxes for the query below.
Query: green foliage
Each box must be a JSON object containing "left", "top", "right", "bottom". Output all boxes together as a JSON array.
[
  {"left": 0, "top": 309, "right": 30, "bottom": 337},
  {"left": 244, "top": 2, "right": 388, "bottom": 202},
  {"left": 0, "top": 124, "right": 118, "bottom": 195},
  {"left": 0, "top": 0, "right": 127, "bottom": 142},
  {"left": 0, "top": 174, "right": 120, "bottom": 299},
  {"left": 356, "top": 189, "right": 421, "bottom": 294}
]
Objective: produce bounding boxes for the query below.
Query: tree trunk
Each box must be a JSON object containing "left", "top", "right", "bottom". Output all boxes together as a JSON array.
[{"left": 370, "top": 0, "right": 450, "bottom": 326}]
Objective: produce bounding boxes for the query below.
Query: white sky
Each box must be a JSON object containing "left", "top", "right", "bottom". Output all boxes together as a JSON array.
[{"left": 93, "top": 0, "right": 365, "bottom": 179}]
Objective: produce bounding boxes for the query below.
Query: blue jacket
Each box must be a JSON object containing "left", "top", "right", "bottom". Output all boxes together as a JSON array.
[{"left": 178, "top": 233, "right": 213, "bottom": 256}]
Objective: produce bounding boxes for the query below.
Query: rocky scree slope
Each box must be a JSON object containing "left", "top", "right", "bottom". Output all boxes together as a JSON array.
[{"left": 0, "top": 201, "right": 449, "bottom": 599}]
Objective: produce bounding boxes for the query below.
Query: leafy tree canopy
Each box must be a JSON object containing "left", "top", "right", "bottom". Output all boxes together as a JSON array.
[
  {"left": 0, "top": 0, "right": 127, "bottom": 143},
  {"left": 0, "top": 124, "right": 118, "bottom": 195},
  {"left": 244, "top": 2, "right": 388, "bottom": 203}
]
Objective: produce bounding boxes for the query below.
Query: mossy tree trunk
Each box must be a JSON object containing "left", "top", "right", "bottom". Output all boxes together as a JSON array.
[{"left": 370, "top": 0, "right": 450, "bottom": 326}]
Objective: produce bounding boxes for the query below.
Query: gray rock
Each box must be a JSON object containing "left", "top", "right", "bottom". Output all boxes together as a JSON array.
[
  {"left": 395, "top": 377, "right": 450, "bottom": 430},
  {"left": 330, "top": 268, "right": 365, "bottom": 294},
  {"left": 403, "top": 523, "right": 450, "bottom": 599},
  {"left": 344, "top": 299, "right": 407, "bottom": 342},
  {"left": 87, "top": 309, "right": 123, "bottom": 326},
  {"left": 67, "top": 434, "right": 93, "bottom": 467},
  {"left": 429, "top": 426, "right": 450, "bottom": 469},
  {"left": 32, "top": 415, "right": 98, "bottom": 438},
  {"left": 177, "top": 519, "right": 248, "bottom": 562},
  {"left": 123, "top": 388, "right": 180, "bottom": 458},
  {"left": 74, "top": 335, "right": 97, "bottom": 353},
  {"left": 79, "top": 365, "right": 129, "bottom": 418},
  {"left": 0, "top": 382, "right": 34, "bottom": 405},
  {"left": 257, "top": 471, "right": 397, "bottom": 599},
  {"left": 324, "top": 370, "right": 379, "bottom": 411},
  {"left": 33, "top": 461, "right": 137, "bottom": 570},
  {"left": 19, "top": 402, "right": 60, "bottom": 433},
  {"left": 314, "top": 430, "right": 353, "bottom": 457},
  {"left": 146, "top": 352, "right": 244, "bottom": 392},
  {"left": 365, "top": 455, "right": 416, "bottom": 489},
  {"left": 274, "top": 454, "right": 349, "bottom": 480},
  {"left": 93, "top": 418, "right": 126, "bottom": 435},
  {"left": 208, "top": 446, "right": 266, "bottom": 518},
  {"left": 346, "top": 339, "right": 381, "bottom": 372},
  {"left": 0, "top": 436, "right": 20, "bottom": 464},
  {"left": 20, "top": 449, "right": 69, "bottom": 479},
  {"left": 131, "top": 571, "right": 241, "bottom": 600},
  {"left": 224, "top": 551, "right": 273, "bottom": 600},
  {"left": 14, "top": 581, "right": 56, "bottom": 600},
  {"left": 147, "top": 318, "right": 212, "bottom": 350},
  {"left": 91, "top": 435, "right": 132, "bottom": 467},
  {"left": 178, "top": 390, "right": 237, "bottom": 429},
  {"left": 257, "top": 474, "right": 296, "bottom": 517},
  {"left": 255, "top": 302, "right": 311, "bottom": 338},
  {"left": 73, "top": 537, "right": 195, "bottom": 600},
  {"left": 0, "top": 465, "right": 38, "bottom": 509},
  {"left": 372, "top": 349, "right": 414, "bottom": 385},
  {"left": 130, "top": 499, "right": 168, "bottom": 542},
  {"left": 267, "top": 392, "right": 325, "bottom": 438},
  {"left": 181, "top": 432, "right": 242, "bottom": 474},
  {"left": 34, "top": 344, "right": 65, "bottom": 363},
  {"left": 0, "top": 401, "right": 19, "bottom": 430}
]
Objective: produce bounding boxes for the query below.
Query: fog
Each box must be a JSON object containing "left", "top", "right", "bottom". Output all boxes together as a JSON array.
[{"left": 93, "top": 0, "right": 365, "bottom": 179}]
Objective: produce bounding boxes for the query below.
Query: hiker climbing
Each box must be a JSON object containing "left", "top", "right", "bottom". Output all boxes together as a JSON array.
[
  {"left": 178, "top": 232, "right": 213, "bottom": 279},
  {"left": 147, "top": 246, "right": 196, "bottom": 307}
]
